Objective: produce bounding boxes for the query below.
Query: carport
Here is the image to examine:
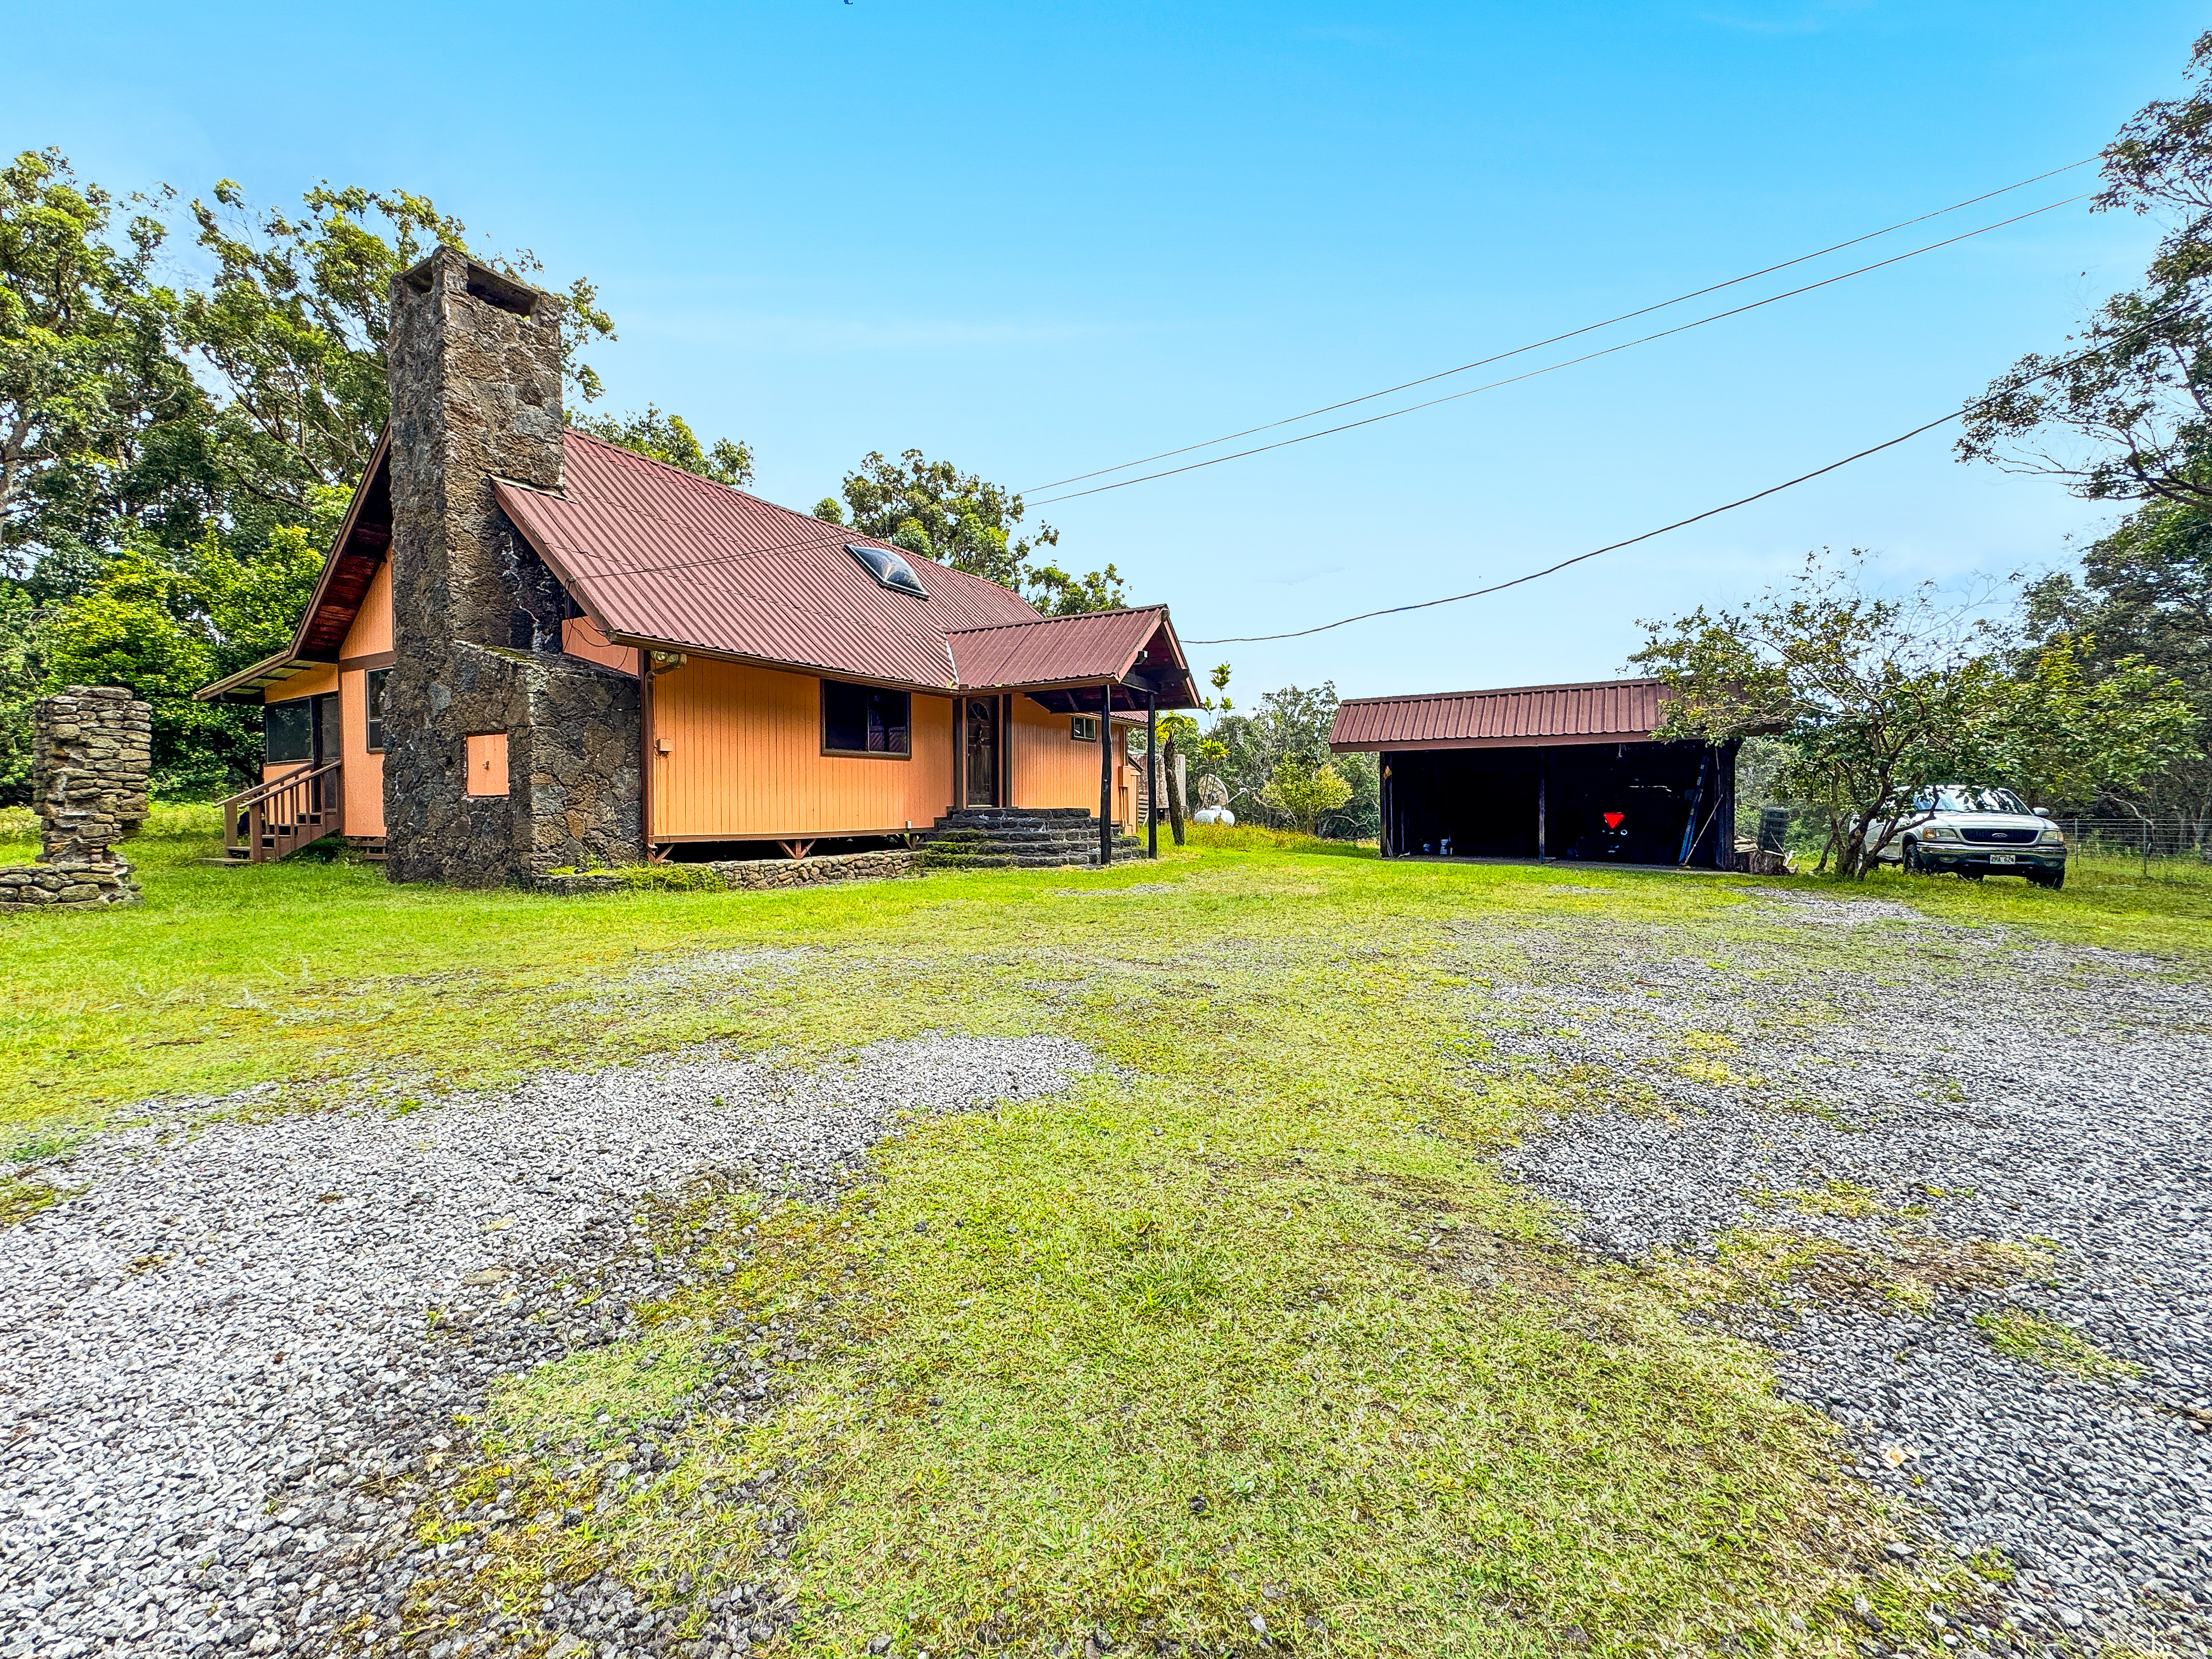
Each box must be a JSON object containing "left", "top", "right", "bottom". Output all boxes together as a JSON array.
[{"left": 1329, "top": 678, "right": 1737, "bottom": 867}]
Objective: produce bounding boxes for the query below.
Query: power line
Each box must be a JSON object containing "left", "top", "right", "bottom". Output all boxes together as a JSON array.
[
  {"left": 554, "top": 166, "right": 2096, "bottom": 597},
  {"left": 1031, "top": 191, "right": 2089, "bottom": 507},
  {"left": 1019, "top": 156, "right": 2096, "bottom": 496},
  {"left": 1182, "top": 304, "right": 2183, "bottom": 646}
]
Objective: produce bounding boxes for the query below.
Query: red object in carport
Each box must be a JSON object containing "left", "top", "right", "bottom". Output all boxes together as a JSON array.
[{"left": 1602, "top": 811, "right": 1625, "bottom": 829}]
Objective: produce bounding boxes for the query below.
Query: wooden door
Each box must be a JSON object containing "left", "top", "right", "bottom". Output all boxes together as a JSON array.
[{"left": 963, "top": 697, "right": 1000, "bottom": 807}]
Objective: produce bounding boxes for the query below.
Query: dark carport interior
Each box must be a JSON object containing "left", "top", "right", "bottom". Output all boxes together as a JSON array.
[{"left": 1330, "top": 679, "right": 1737, "bottom": 869}]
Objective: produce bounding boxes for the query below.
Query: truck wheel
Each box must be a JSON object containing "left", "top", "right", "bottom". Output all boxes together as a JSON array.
[{"left": 1903, "top": 842, "right": 1923, "bottom": 874}]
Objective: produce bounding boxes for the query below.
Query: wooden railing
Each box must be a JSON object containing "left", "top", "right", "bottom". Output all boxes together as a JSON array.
[{"left": 218, "top": 761, "right": 343, "bottom": 863}]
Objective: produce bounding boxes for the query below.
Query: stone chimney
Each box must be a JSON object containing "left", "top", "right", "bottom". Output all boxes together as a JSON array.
[{"left": 381, "top": 246, "right": 641, "bottom": 887}]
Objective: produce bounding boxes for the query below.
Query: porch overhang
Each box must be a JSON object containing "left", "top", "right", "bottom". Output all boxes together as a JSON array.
[{"left": 196, "top": 650, "right": 330, "bottom": 704}]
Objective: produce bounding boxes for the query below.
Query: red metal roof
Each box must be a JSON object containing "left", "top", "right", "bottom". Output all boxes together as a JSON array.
[
  {"left": 946, "top": 607, "right": 1177, "bottom": 691},
  {"left": 1329, "top": 678, "right": 1668, "bottom": 751},
  {"left": 499, "top": 433, "right": 1040, "bottom": 689}
]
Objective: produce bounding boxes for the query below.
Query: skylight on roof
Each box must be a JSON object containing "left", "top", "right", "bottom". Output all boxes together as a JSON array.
[{"left": 846, "top": 543, "right": 929, "bottom": 600}]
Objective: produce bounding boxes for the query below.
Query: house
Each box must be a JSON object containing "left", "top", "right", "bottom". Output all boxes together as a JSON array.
[
  {"left": 1329, "top": 678, "right": 1736, "bottom": 866},
  {"left": 198, "top": 248, "right": 1198, "bottom": 885}
]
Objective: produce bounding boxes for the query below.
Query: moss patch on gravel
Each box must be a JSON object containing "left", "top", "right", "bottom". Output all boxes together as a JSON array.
[{"left": 1973, "top": 1311, "right": 2143, "bottom": 1381}]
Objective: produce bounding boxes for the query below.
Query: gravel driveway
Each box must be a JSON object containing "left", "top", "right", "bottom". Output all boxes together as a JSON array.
[
  {"left": 0, "top": 1035, "right": 1093, "bottom": 1659},
  {"left": 1487, "top": 888, "right": 2212, "bottom": 1655}
]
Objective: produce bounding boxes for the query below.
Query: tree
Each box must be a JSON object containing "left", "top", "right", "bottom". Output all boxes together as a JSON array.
[
  {"left": 1991, "top": 635, "right": 2195, "bottom": 810},
  {"left": 1201, "top": 680, "right": 1378, "bottom": 839},
  {"left": 1957, "top": 32, "right": 2212, "bottom": 507},
  {"left": 831, "top": 449, "right": 1126, "bottom": 613},
  {"left": 573, "top": 404, "right": 754, "bottom": 486},
  {"left": 1, "top": 156, "right": 625, "bottom": 794},
  {"left": 2020, "top": 498, "right": 2212, "bottom": 839},
  {"left": 1, "top": 149, "right": 212, "bottom": 583},
  {"left": 1258, "top": 757, "right": 1353, "bottom": 834},
  {"left": 0, "top": 582, "right": 38, "bottom": 801},
  {"left": 178, "top": 180, "right": 617, "bottom": 530},
  {"left": 1634, "top": 553, "right": 2193, "bottom": 877}
]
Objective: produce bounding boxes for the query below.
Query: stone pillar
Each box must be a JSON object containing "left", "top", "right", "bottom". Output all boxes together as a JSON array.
[
  {"left": 0, "top": 686, "right": 152, "bottom": 910},
  {"left": 381, "top": 246, "right": 641, "bottom": 887}
]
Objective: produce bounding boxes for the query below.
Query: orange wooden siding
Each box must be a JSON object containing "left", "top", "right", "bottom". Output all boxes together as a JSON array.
[
  {"left": 1008, "top": 697, "right": 1129, "bottom": 822},
  {"left": 350, "top": 562, "right": 393, "bottom": 654},
  {"left": 651, "top": 658, "right": 955, "bottom": 839},
  {"left": 261, "top": 562, "right": 392, "bottom": 836},
  {"left": 562, "top": 615, "right": 639, "bottom": 676}
]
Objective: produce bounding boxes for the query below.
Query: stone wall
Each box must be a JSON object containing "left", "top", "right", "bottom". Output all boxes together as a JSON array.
[
  {"left": 381, "top": 245, "right": 644, "bottom": 887},
  {"left": 0, "top": 687, "right": 152, "bottom": 912},
  {"left": 534, "top": 848, "right": 918, "bottom": 896}
]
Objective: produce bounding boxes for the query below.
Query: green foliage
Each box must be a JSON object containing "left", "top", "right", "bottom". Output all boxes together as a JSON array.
[
  {"left": 0, "top": 153, "right": 619, "bottom": 791},
  {"left": 1256, "top": 755, "right": 1353, "bottom": 834},
  {"left": 1201, "top": 680, "right": 1377, "bottom": 839},
  {"left": 1635, "top": 553, "right": 2190, "bottom": 877},
  {"left": 1989, "top": 635, "right": 2196, "bottom": 809},
  {"left": 0, "top": 583, "right": 39, "bottom": 802},
  {"left": 832, "top": 449, "right": 1125, "bottom": 613},
  {"left": 179, "top": 180, "right": 616, "bottom": 520},
  {"left": 1959, "top": 32, "right": 2212, "bottom": 509},
  {"left": 2024, "top": 497, "right": 2212, "bottom": 830},
  {"left": 573, "top": 405, "right": 754, "bottom": 487},
  {"left": 0, "top": 148, "right": 212, "bottom": 577},
  {"left": 30, "top": 512, "right": 325, "bottom": 793}
]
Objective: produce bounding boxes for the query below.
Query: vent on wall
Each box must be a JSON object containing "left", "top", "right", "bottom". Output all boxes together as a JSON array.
[{"left": 845, "top": 543, "right": 929, "bottom": 599}]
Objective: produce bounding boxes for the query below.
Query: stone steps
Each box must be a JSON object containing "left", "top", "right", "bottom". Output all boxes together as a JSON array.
[{"left": 916, "top": 808, "right": 1147, "bottom": 868}]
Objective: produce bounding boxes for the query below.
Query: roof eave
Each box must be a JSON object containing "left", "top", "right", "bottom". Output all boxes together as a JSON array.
[{"left": 195, "top": 650, "right": 324, "bottom": 703}]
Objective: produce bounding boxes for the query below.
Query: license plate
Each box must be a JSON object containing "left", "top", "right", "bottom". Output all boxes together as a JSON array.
[{"left": 1989, "top": 852, "right": 2017, "bottom": 865}]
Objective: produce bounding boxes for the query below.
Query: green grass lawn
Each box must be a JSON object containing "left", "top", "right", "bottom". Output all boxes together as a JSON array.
[{"left": 7, "top": 810, "right": 2204, "bottom": 1657}]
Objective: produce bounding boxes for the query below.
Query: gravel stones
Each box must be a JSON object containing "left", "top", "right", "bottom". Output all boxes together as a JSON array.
[
  {"left": 0, "top": 1034, "right": 1094, "bottom": 1659},
  {"left": 1487, "top": 891, "right": 2212, "bottom": 1651}
]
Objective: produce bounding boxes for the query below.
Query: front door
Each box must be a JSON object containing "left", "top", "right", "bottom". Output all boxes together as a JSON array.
[
  {"left": 310, "top": 692, "right": 339, "bottom": 814},
  {"left": 963, "top": 697, "right": 1000, "bottom": 807}
]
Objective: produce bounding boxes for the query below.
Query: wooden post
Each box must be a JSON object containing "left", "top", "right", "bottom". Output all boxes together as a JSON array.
[
  {"left": 1146, "top": 694, "right": 1158, "bottom": 859},
  {"left": 1099, "top": 681, "right": 1114, "bottom": 867},
  {"left": 1536, "top": 749, "right": 1547, "bottom": 862},
  {"left": 640, "top": 660, "right": 658, "bottom": 861}
]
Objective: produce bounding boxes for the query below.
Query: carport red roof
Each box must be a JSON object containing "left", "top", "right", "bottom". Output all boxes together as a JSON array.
[{"left": 1330, "top": 678, "right": 1668, "bottom": 751}]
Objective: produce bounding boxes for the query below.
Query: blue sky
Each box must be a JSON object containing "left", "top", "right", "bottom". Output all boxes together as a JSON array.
[{"left": 6, "top": 1, "right": 2203, "bottom": 702}]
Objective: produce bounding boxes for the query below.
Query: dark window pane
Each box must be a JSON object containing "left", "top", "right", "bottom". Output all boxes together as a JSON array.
[
  {"left": 266, "top": 699, "right": 313, "bottom": 763},
  {"left": 824, "top": 680, "right": 867, "bottom": 751},
  {"left": 823, "top": 679, "right": 910, "bottom": 755},
  {"left": 365, "top": 668, "right": 389, "bottom": 752}
]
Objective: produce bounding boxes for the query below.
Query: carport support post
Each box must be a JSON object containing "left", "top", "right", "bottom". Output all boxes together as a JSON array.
[
  {"left": 1099, "top": 681, "right": 1114, "bottom": 867},
  {"left": 1146, "top": 693, "right": 1158, "bottom": 859},
  {"left": 1536, "top": 749, "right": 1548, "bottom": 861}
]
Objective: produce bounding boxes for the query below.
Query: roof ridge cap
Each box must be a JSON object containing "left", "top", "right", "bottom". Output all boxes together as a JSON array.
[
  {"left": 1338, "top": 676, "right": 1662, "bottom": 705},
  {"left": 944, "top": 603, "right": 1161, "bottom": 636}
]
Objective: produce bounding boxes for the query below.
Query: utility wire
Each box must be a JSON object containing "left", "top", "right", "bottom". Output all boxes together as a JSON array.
[
  {"left": 557, "top": 168, "right": 2092, "bottom": 590},
  {"left": 1182, "top": 303, "right": 2183, "bottom": 646},
  {"left": 1019, "top": 157, "right": 2096, "bottom": 496},
  {"left": 1032, "top": 192, "right": 2089, "bottom": 507}
]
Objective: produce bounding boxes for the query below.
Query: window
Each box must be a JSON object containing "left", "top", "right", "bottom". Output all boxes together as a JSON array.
[
  {"left": 845, "top": 543, "right": 929, "bottom": 599},
  {"left": 265, "top": 698, "right": 313, "bottom": 763},
  {"left": 1070, "top": 715, "right": 1100, "bottom": 742},
  {"left": 364, "top": 668, "right": 390, "bottom": 753},
  {"left": 822, "top": 679, "right": 911, "bottom": 756}
]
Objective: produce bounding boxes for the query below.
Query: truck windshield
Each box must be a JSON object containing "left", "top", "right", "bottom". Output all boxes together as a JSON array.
[{"left": 1915, "top": 787, "right": 2030, "bottom": 815}]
